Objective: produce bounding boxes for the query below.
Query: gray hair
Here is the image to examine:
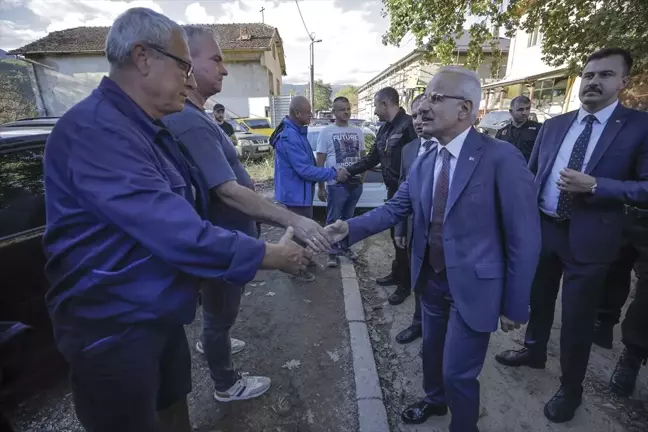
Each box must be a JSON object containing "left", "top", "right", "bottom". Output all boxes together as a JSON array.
[
  {"left": 105, "top": 7, "right": 185, "bottom": 66},
  {"left": 184, "top": 25, "right": 219, "bottom": 57},
  {"left": 431, "top": 66, "right": 482, "bottom": 119}
]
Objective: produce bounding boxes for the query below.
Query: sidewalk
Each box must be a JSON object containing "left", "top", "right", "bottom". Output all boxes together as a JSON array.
[
  {"left": 188, "top": 224, "right": 358, "bottom": 432},
  {"left": 352, "top": 231, "right": 648, "bottom": 432},
  {"left": 4, "top": 224, "right": 359, "bottom": 432}
]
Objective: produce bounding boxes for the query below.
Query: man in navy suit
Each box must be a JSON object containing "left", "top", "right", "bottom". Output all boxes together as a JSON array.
[
  {"left": 326, "top": 66, "right": 541, "bottom": 432},
  {"left": 393, "top": 93, "right": 439, "bottom": 345},
  {"left": 495, "top": 48, "right": 648, "bottom": 423}
]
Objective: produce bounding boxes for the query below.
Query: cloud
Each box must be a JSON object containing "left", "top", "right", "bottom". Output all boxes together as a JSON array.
[
  {"left": 184, "top": 2, "right": 215, "bottom": 24},
  {"left": 213, "top": 0, "right": 415, "bottom": 85},
  {"left": 0, "top": 20, "right": 47, "bottom": 49}
]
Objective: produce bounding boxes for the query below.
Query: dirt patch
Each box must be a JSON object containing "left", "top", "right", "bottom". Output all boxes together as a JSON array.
[{"left": 353, "top": 231, "right": 648, "bottom": 432}]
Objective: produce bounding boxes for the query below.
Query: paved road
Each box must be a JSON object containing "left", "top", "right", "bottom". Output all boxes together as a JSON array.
[
  {"left": 4, "top": 224, "right": 358, "bottom": 432},
  {"left": 353, "top": 231, "right": 648, "bottom": 432}
]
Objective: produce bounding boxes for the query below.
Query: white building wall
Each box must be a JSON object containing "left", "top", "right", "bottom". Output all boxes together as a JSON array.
[
  {"left": 505, "top": 28, "right": 563, "bottom": 80},
  {"left": 30, "top": 54, "right": 275, "bottom": 118}
]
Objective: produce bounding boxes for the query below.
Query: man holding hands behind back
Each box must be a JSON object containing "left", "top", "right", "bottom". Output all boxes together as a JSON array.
[{"left": 325, "top": 66, "right": 541, "bottom": 432}]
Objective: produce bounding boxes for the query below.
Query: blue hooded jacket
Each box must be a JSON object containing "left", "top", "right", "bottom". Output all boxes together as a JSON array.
[{"left": 271, "top": 117, "right": 336, "bottom": 206}]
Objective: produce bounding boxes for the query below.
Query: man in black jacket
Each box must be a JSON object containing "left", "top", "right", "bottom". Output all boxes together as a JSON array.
[
  {"left": 495, "top": 96, "right": 541, "bottom": 162},
  {"left": 337, "top": 87, "right": 417, "bottom": 304}
]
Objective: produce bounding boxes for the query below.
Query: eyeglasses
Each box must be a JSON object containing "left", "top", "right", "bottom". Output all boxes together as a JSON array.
[
  {"left": 148, "top": 44, "right": 194, "bottom": 79},
  {"left": 424, "top": 93, "right": 467, "bottom": 104}
]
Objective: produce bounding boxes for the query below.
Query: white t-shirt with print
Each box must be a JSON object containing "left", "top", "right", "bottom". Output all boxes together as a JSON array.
[{"left": 316, "top": 124, "right": 365, "bottom": 186}]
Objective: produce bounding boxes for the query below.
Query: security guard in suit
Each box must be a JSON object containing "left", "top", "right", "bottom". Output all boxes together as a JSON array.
[{"left": 495, "top": 95, "right": 541, "bottom": 162}]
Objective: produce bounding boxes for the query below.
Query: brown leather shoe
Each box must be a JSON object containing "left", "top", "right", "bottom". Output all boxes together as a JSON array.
[{"left": 495, "top": 347, "right": 546, "bottom": 369}]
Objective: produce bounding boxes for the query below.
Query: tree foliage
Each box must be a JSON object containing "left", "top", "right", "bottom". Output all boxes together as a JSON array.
[
  {"left": 306, "top": 79, "right": 333, "bottom": 112},
  {"left": 0, "top": 60, "right": 37, "bottom": 124},
  {"left": 334, "top": 85, "right": 359, "bottom": 113},
  {"left": 382, "top": 0, "right": 648, "bottom": 79}
]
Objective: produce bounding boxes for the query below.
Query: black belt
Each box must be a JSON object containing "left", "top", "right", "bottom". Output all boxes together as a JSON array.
[{"left": 540, "top": 212, "right": 570, "bottom": 225}]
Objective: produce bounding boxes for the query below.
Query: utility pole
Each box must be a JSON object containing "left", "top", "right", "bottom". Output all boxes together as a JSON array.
[
  {"left": 260, "top": 7, "right": 265, "bottom": 23},
  {"left": 309, "top": 35, "right": 322, "bottom": 113}
]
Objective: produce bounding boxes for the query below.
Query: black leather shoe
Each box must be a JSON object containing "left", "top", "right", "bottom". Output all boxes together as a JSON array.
[
  {"left": 388, "top": 286, "right": 410, "bottom": 305},
  {"left": 592, "top": 320, "right": 614, "bottom": 349},
  {"left": 401, "top": 400, "right": 448, "bottom": 424},
  {"left": 396, "top": 325, "right": 422, "bottom": 344},
  {"left": 495, "top": 347, "right": 546, "bottom": 369},
  {"left": 544, "top": 386, "right": 582, "bottom": 423},
  {"left": 610, "top": 347, "right": 645, "bottom": 397},
  {"left": 376, "top": 272, "right": 398, "bottom": 286}
]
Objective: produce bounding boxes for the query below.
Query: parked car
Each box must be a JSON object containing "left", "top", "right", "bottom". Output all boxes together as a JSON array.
[
  {"left": 477, "top": 109, "right": 553, "bottom": 137},
  {"left": 234, "top": 132, "right": 272, "bottom": 161},
  {"left": 233, "top": 117, "right": 274, "bottom": 137},
  {"left": 306, "top": 126, "right": 386, "bottom": 208},
  {"left": 0, "top": 119, "right": 65, "bottom": 399}
]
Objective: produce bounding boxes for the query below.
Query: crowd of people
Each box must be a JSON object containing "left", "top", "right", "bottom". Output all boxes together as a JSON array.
[{"left": 38, "top": 6, "right": 647, "bottom": 432}]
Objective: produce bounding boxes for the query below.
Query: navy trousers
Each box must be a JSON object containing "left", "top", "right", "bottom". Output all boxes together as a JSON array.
[
  {"left": 421, "top": 268, "right": 490, "bottom": 432},
  {"left": 524, "top": 215, "right": 610, "bottom": 389}
]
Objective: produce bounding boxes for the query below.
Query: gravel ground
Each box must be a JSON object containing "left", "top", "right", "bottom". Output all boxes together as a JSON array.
[
  {"left": 352, "top": 230, "right": 648, "bottom": 432},
  {"left": 3, "top": 222, "right": 358, "bottom": 432}
]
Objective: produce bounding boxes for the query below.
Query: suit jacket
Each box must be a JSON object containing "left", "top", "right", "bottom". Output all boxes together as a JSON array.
[
  {"left": 347, "top": 129, "right": 541, "bottom": 332},
  {"left": 394, "top": 137, "right": 423, "bottom": 244},
  {"left": 529, "top": 104, "right": 648, "bottom": 263}
]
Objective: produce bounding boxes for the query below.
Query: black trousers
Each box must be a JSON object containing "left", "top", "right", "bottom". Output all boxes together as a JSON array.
[
  {"left": 388, "top": 185, "right": 411, "bottom": 288},
  {"left": 598, "top": 210, "right": 648, "bottom": 356},
  {"left": 524, "top": 215, "right": 610, "bottom": 390}
]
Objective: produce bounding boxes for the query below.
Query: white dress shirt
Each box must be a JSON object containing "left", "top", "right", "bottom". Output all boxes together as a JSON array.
[
  {"left": 430, "top": 127, "right": 470, "bottom": 218},
  {"left": 539, "top": 100, "right": 619, "bottom": 216}
]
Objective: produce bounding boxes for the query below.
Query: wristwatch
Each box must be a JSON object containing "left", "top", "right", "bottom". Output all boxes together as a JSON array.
[{"left": 590, "top": 182, "right": 598, "bottom": 194}]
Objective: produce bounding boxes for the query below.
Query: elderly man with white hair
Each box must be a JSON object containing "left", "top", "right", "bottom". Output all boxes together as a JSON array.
[
  {"left": 42, "top": 8, "right": 310, "bottom": 432},
  {"left": 324, "top": 66, "right": 541, "bottom": 431}
]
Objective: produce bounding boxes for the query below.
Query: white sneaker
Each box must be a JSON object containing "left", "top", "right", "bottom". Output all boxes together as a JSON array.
[
  {"left": 196, "top": 338, "right": 246, "bottom": 355},
  {"left": 213, "top": 373, "right": 271, "bottom": 402}
]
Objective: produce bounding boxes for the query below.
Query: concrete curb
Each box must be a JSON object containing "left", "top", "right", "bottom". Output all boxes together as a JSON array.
[{"left": 340, "top": 258, "right": 390, "bottom": 432}]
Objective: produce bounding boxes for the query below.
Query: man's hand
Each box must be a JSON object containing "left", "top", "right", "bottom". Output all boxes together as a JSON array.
[
  {"left": 291, "top": 215, "right": 331, "bottom": 252},
  {"left": 500, "top": 315, "right": 522, "bottom": 333},
  {"left": 262, "top": 227, "right": 312, "bottom": 274},
  {"left": 557, "top": 168, "right": 596, "bottom": 193},
  {"left": 317, "top": 186, "right": 327, "bottom": 202},
  {"left": 394, "top": 237, "right": 407, "bottom": 249},
  {"left": 324, "top": 220, "right": 349, "bottom": 244},
  {"left": 336, "top": 168, "right": 351, "bottom": 183}
]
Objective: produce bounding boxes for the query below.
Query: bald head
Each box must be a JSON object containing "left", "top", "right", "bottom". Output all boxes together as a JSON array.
[{"left": 289, "top": 96, "right": 312, "bottom": 126}]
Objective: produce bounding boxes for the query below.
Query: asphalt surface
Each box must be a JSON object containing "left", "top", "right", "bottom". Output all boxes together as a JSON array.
[
  {"left": 3, "top": 223, "right": 358, "bottom": 432},
  {"left": 354, "top": 230, "right": 648, "bottom": 432}
]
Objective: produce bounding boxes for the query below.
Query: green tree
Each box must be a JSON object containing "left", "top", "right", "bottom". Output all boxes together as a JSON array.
[
  {"left": 306, "top": 79, "right": 333, "bottom": 112},
  {"left": 381, "top": 0, "right": 648, "bottom": 79},
  {"left": 334, "top": 85, "right": 359, "bottom": 114}
]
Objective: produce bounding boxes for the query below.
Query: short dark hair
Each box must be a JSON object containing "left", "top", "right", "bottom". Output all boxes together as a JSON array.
[
  {"left": 585, "top": 48, "right": 633, "bottom": 75},
  {"left": 375, "top": 87, "right": 399, "bottom": 105},
  {"left": 333, "top": 96, "right": 350, "bottom": 104},
  {"left": 510, "top": 96, "right": 531, "bottom": 110},
  {"left": 411, "top": 93, "right": 426, "bottom": 109}
]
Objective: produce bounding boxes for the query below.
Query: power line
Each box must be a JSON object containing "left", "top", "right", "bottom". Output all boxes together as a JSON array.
[{"left": 294, "top": 0, "right": 314, "bottom": 41}]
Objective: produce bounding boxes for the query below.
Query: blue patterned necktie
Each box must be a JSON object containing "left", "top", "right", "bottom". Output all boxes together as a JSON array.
[
  {"left": 423, "top": 140, "right": 433, "bottom": 152},
  {"left": 428, "top": 147, "right": 451, "bottom": 272},
  {"left": 555, "top": 114, "right": 597, "bottom": 219}
]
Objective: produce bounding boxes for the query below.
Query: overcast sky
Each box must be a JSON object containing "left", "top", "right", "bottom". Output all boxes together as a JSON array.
[{"left": 0, "top": 0, "right": 418, "bottom": 85}]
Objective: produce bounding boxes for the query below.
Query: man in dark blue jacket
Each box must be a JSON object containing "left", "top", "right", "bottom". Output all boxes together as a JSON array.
[
  {"left": 42, "top": 8, "right": 309, "bottom": 432},
  {"left": 272, "top": 96, "right": 340, "bottom": 281}
]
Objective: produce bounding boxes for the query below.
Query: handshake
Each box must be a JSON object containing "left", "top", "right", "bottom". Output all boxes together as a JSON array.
[
  {"left": 335, "top": 167, "right": 352, "bottom": 183},
  {"left": 261, "top": 219, "right": 350, "bottom": 275}
]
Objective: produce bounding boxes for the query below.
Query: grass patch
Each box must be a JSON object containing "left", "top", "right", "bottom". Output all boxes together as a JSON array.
[{"left": 243, "top": 153, "right": 275, "bottom": 182}]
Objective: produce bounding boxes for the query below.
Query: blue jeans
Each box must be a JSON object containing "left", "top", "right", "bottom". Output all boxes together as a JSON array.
[
  {"left": 200, "top": 280, "right": 243, "bottom": 391},
  {"left": 325, "top": 183, "right": 363, "bottom": 255}
]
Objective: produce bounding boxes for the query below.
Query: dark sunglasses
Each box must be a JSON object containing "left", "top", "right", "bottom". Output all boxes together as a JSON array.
[
  {"left": 424, "top": 92, "right": 467, "bottom": 103},
  {"left": 148, "top": 44, "right": 194, "bottom": 79}
]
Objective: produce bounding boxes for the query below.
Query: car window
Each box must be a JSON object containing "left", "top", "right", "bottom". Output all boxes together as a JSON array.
[
  {"left": 227, "top": 120, "right": 246, "bottom": 133},
  {"left": 0, "top": 145, "right": 46, "bottom": 238},
  {"left": 307, "top": 131, "right": 320, "bottom": 151},
  {"left": 483, "top": 111, "right": 511, "bottom": 124},
  {"left": 245, "top": 119, "right": 271, "bottom": 129}
]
